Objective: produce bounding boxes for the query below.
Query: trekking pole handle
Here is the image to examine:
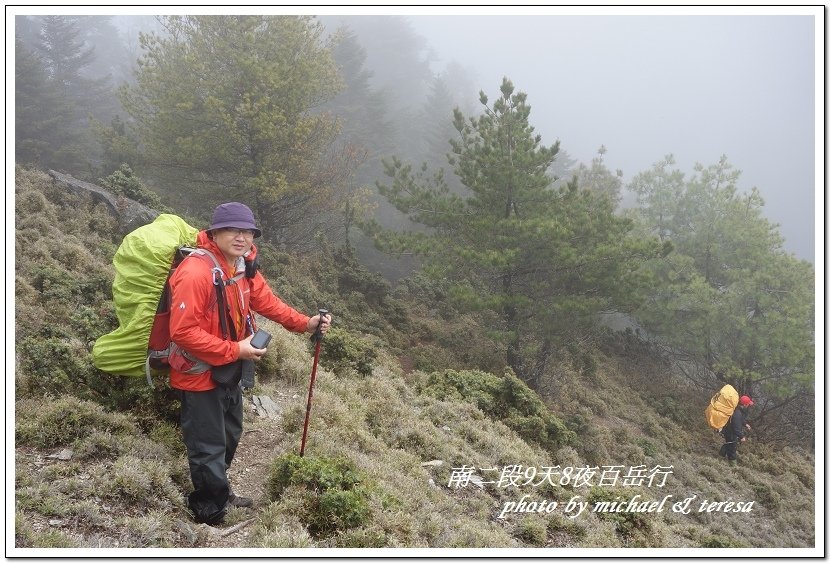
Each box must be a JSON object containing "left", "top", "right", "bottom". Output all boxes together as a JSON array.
[{"left": 311, "top": 308, "right": 329, "bottom": 343}]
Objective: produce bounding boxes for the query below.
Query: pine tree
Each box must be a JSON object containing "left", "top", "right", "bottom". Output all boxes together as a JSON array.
[
  {"left": 325, "top": 27, "right": 394, "bottom": 163},
  {"left": 370, "top": 79, "right": 663, "bottom": 386},
  {"left": 94, "top": 114, "right": 143, "bottom": 176},
  {"left": 571, "top": 145, "right": 623, "bottom": 206},
  {"left": 120, "top": 15, "right": 355, "bottom": 249},
  {"left": 418, "top": 75, "right": 464, "bottom": 194},
  {"left": 326, "top": 16, "right": 433, "bottom": 160},
  {"left": 73, "top": 16, "right": 132, "bottom": 89},
  {"left": 14, "top": 37, "right": 75, "bottom": 169},
  {"left": 34, "top": 16, "right": 113, "bottom": 174},
  {"left": 630, "top": 155, "right": 814, "bottom": 425},
  {"left": 37, "top": 15, "right": 96, "bottom": 95},
  {"left": 418, "top": 63, "right": 478, "bottom": 178}
]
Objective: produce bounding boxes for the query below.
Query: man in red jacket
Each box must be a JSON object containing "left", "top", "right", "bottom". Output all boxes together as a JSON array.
[{"left": 168, "top": 202, "right": 330, "bottom": 524}]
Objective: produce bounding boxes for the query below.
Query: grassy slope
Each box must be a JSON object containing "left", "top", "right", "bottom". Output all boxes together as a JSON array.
[{"left": 13, "top": 167, "right": 815, "bottom": 551}]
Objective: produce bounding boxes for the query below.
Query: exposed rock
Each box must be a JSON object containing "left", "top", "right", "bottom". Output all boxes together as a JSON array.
[
  {"left": 46, "top": 448, "right": 73, "bottom": 461},
  {"left": 48, "top": 169, "right": 159, "bottom": 233},
  {"left": 468, "top": 475, "right": 485, "bottom": 489},
  {"left": 251, "top": 395, "right": 282, "bottom": 419}
]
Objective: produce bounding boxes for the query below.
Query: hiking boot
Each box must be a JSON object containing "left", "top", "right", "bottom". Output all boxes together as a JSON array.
[
  {"left": 228, "top": 493, "right": 253, "bottom": 508},
  {"left": 728, "top": 459, "right": 738, "bottom": 467}
]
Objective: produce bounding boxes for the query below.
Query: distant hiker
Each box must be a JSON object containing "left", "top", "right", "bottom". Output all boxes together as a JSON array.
[
  {"left": 719, "top": 395, "right": 753, "bottom": 465},
  {"left": 169, "top": 202, "right": 331, "bottom": 525}
]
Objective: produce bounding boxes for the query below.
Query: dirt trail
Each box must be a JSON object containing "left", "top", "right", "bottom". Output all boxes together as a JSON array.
[{"left": 200, "top": 387, "right": 301, "bottom": 547}]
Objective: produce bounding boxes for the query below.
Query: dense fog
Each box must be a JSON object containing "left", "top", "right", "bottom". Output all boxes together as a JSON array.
[
  {"left": 11, "top": 9, "right": 819, "bottom": 262},
  {"left": 406, "top": 14, "right": 817, "bottom": 262}
]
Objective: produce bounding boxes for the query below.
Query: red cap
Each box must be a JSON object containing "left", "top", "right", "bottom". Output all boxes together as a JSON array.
[{"left": 739, "top": 395, "right": 754, "bottom": 407}]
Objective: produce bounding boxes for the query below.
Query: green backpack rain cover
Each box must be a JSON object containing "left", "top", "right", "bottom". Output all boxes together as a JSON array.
[{"left": 92, "top": 214, "right": 198, "bottom": 377}]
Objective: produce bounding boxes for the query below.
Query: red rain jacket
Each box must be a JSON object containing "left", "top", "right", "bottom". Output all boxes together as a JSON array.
[{"left": 168, "top": 231, "right": 310, "bottom": 391}]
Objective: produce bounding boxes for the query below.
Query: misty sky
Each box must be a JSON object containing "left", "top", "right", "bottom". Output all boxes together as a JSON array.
[
  {"left": 7, "top": 6, "right": 820, "bottom": 262},
  {"left": 406, "top": 11, "right": 819, "bottom": 262}
]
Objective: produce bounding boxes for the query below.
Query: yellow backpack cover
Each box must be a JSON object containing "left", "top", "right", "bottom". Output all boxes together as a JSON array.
[{"left": 705, "top": 384, "right": 740, "bottom": 431}]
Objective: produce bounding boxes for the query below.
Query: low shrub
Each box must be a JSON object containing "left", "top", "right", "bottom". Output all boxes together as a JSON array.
[
  {"left": 417, "top": 369, "right": 575, "bottom": 452},
  {"left": 265, "top": 453, "right": 371, "bottom": 537},
  {"left": 334, "top": 249, "right": 391, "bottom": 306},
  {"left": 98, "top": 164, "right": 168, "bottom": 211},
  {"left": 254, "top": 522, "right": 315, "bottom": 548},
  {"left": 332, "top": 526, "right": 389, "bottom": 548},
  {"left": 117, "top": 511, "right": 177, "bottom": 548},
  {"left": 148, "top": 421, "right": 186, "bottom": 457},
  {"left": 100, "top": 455, "right": 185, "bottom": 509},
  {"left": 16, "top": 484, "right": 71, "bottom": 518},
  {"left": 281, "top": 404, "right": 305, "bottom": 435},
  {"left": 319, "top": 327, "right": 377, "bottom": 377},
  {"left": 700, "top": 534, "right": 746, "bottom": 548},
  {"left": 514, "top": 516, "right": 548, "bottom": 546},
  {"left": 654, "top": 396, "right": 686, "bottom": 423},
  {"left": 637, "top": 438, "right": 658, "bottom": 458},
  {"left": 752, "top": 483, "right": 782, "bottom": 510},
  {"left": 547, "top": 515, "right": 587, "bottom": 545},
  {"left": 251, "top": 342, "right": 281, "bottom": 385},
  {"left": 15, "top": 396, "right": 138, "bottom": 449},
  {"left": 409, "top": 343, "right": 457, "bottom": 373},
  {"left": 586, "top": 487, "right": 661, "bottom": 547}
]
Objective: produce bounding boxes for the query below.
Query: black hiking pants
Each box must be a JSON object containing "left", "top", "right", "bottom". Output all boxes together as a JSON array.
[
  {"left": 180, "top": 384, "right": 243, "bottom": 524},
  {"left": 720, "top": 437, "right": 739, "bottom": 461}
]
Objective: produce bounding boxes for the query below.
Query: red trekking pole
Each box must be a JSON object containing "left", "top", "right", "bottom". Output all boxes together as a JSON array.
[{"left": 300, "top": 309, "right": 328, "bottom": 457}]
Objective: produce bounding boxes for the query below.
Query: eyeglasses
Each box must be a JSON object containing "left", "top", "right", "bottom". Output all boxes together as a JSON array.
[{"left": 220, "top": 228, "right": 256, "bottom": 238}]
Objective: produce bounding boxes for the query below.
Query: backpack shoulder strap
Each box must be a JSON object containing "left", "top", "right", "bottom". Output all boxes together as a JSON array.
[{"left": 188, "top": 248, "right": 244, "bottom": 341}]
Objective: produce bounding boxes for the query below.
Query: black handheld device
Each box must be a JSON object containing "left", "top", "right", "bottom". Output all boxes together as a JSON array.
[{"left": 250, "top": 329, "right": 272, "bottom": 349}]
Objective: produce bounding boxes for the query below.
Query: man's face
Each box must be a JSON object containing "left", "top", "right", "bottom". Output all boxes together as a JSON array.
[{"left": 213, "top": 227, "right": 255, "bottom": 261}]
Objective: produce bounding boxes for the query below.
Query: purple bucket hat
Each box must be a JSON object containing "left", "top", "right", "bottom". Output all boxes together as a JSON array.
[{"left": 209, "top": 202, "right": 262, "bottom": 238}]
